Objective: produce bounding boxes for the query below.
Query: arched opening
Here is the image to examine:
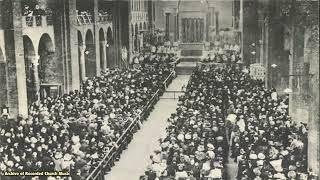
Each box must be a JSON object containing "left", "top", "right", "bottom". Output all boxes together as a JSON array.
[
  {"left": 0, "top": 47, "right": 7, "bottom": 107},
  {"left": 77, "top": 30, "right": 84, "bottom": 82},
  {"left": 38, "top": 33, "right": 55, "bottom": 84},
  {"left": 143, "top": 22, "right": 146, "bottom": 30},
  {"left": 106, "top": 27, "right": 114, "bottom": 68},
  {"left": 85, "top": 29, "right": 96, "bottom": 78},
  {"left": 23, "top": 35, "right": 36, "bottom": 106},
  {"left": 134, "top": 24, "right": 139, "bottom": 52},
  {"left": 99, "top": 28, "right": 106, "bottom": 71},
  {"left": 139, "top": 23, "right": 143, "bottom": 31}
]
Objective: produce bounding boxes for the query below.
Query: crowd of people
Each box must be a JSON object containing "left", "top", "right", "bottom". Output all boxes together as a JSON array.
[
  {"left": 23, "top": 4, "right": 52, "bottom": 17},
  {"left": 131, "top": 50, "right": 179, "bottom": 69},
  {"left": 202, "top": 43, "right": 241, "bottom": 64},
  {"left": 142, "top": 56, "right": 311, "bottom": 179},
  {"left": 142, "top": 65, "right": 231, "bottom": 180},
  {"left": 0, "top": 55, "right": 176, "bottom": 179},
  {"left": 224, "top": 68, "right": 310, "bottom": 179}
]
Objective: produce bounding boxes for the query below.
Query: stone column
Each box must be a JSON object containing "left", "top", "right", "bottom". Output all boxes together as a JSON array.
[
  {"left": 2, "top": 0, "right": 28, "bottom": 116},
  {"left": 240, "top": 0, "right": 244, "bottom": 62},
  {"left": 79, "top": 45, "right": 86, "bottom": 81},
  {"left": 210, "top": 7, "right": 215, "bottom": 41},
  {"left": 288, "top": 25, "right": 295, "bottom": 116},
  {"left": 264, "top": 21, "right": 270, "bottom": 88},
  {"left": 100, "top": 41, "right": 107, "bottom": 70},
  {"left": 211, "top": 7, "right": 215, "bottom": 26},
  {"left": 215, "top": 11, "right": 219, "bottom": 35},
  {"left": 258, "top": 10, "right": 264, "bottom": 64},
  {"left": 165, "top": 12, "right": 171, "bottom": 41},
  {"left": 173, "top": 9, "right": 177, "bottom": 41},
  {"left": 176, "top": 14, "right": 179, "bottom": 42},
  {"left": 31, "top": 55, "right": 40, "bottom": 102},
  {"left": 67, "top": 0, "right": 81, "bottom": 90},
  {"left": 94, "top": 0, "right": 101, "bottom": 76}
]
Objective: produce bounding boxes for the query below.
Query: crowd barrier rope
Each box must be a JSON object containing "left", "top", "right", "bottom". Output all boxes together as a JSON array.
[{"left": 85, "top": 71, "right": 176, "bottom": 180}]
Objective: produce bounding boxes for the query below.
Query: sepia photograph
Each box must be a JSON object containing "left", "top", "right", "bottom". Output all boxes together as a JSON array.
[{"left": 0, "top": 0, "right": 319, "bottom": 179}]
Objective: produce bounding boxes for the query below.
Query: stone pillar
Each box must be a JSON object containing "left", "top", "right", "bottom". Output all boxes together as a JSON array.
[
  {"left": 259, "top": 21, "right": 265, "bottom": 65},
  {"left": 173, "top": 9, "right": 177, "bottom": 41},
  {"left": 288, "top": 24, "right": 295, "bottom": 117},
  {"left": 94, "top": 0, "right": 101, "bottom": 76},
  {"left": 264, "top": 22, "right": 270, "bottom": 88},
  {"left": 79, "top": 45, "right": 86, "bottom": 81},
  {"left": 31, "top": 55, "right": 40, "bottom": 101},
  {"left": 176, "top": 14, "right": 179, "bottom": 42},
  {"left": 2, "top": 0, "right": 28, "bottom": 116},
  {"left": 211, "top": 7, "right": 215, "bottom": 26},
  {"left": 308, "top": 62, "right": 320, "bottom": 177},
  {"left": 165, "top": 12, "right": 171, "bottom": 41},
  {"left": 67, "top": 0, "right": 80, "bottom": 90},
  {"left": 210, "top": 7, "right": 215, "bottom": 41},
  {"left": 258, "top": 10, "right": 264, "bottom": 64},
  {"left": 240, "top": 0, "right": 244, "bottom": 62},
  {"left": 215, "top": 11, "right": 219, "bottom": 35}
]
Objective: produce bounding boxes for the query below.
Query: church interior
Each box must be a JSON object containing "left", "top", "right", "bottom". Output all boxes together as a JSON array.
[{"left": 0, "top": 0, "right": 319, "bottom": 179}]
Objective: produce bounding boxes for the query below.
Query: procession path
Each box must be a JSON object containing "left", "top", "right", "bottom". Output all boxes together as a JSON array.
[{"left": 105, "top": 75, "right": 190, "bottom": 180}]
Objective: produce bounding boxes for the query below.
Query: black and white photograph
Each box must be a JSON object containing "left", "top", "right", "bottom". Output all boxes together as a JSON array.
[{"left": 0, "top": 0, "right": 319, "bottom": 179}]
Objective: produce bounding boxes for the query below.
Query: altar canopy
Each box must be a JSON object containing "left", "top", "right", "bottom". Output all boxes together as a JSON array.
[
  {"left": 177, "top": 0, "right": 210, "bottom": 44},
  {"left": 181, "top": 18, "right": 204, "bottom": 43}
]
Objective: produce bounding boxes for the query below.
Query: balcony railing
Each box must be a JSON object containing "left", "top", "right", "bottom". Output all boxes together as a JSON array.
[
  {"left": 23, "top": 16, "right": 53, "bottom": 28},
  {"left": 77, "top": 15, "right": 93, "bottom": 26},
  {"left": 132, "top": 11, "right": 148, "bottom": 22},
  {"left": 98, "top": 15, "right": 112, "bottom": 24}
]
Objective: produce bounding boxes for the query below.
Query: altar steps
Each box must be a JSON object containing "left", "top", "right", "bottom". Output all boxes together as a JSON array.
[
  {"left": 180, "top": 57, "right": 201, "bottom": 63},
  {"left": 180, "top": 50, "right": 203, "bottom": 56},
  {"left": 176, "top": 61, "right": 197, "bottom": 75},
  {"left": 176, "top": 47, "right": 203, "bottom": 75}
]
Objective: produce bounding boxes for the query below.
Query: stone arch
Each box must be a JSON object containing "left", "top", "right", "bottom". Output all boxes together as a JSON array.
[
  {"left": 0, "top": 47, "right": 7, "bottom": 107},
  {"left": 106, "top": 27, "right": 113, "bottom": 44},
  {"left": 177, "top": 0, "right": 209, "bottom": 12},
  {"left": 38, "top": 33, "right": 56, "bottom": 84},
  {"left": 143, "top": 22, "right": 147, "bottom": 30},
  {"left": 85, "top": 29, "right": 96, "bottom": 78},
  {"left": 23, "top": 35, "right": 36, "bottom": 105}
]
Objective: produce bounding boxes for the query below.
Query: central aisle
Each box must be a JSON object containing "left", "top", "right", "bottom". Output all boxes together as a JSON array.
[{"left": 105, "top": 75, "right": 190, "bottom": 180}]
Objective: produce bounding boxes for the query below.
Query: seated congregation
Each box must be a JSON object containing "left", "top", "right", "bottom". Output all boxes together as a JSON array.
[
  {"left": 142, "top": 59, "right": 309, "bottom": 179},
  {"left": 202, "top": 43, "right": 241, "bottom": 64},
  {"left": 0, "top": 52, "right": 178, "bottom": 180}
]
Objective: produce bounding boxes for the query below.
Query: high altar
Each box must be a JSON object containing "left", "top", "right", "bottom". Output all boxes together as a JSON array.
[
  {"left": 164, "top": 0, "right": 217, "bottom": 50},
  {"left": 178, "top": 1, "right": 209, "bottom": 43}
]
